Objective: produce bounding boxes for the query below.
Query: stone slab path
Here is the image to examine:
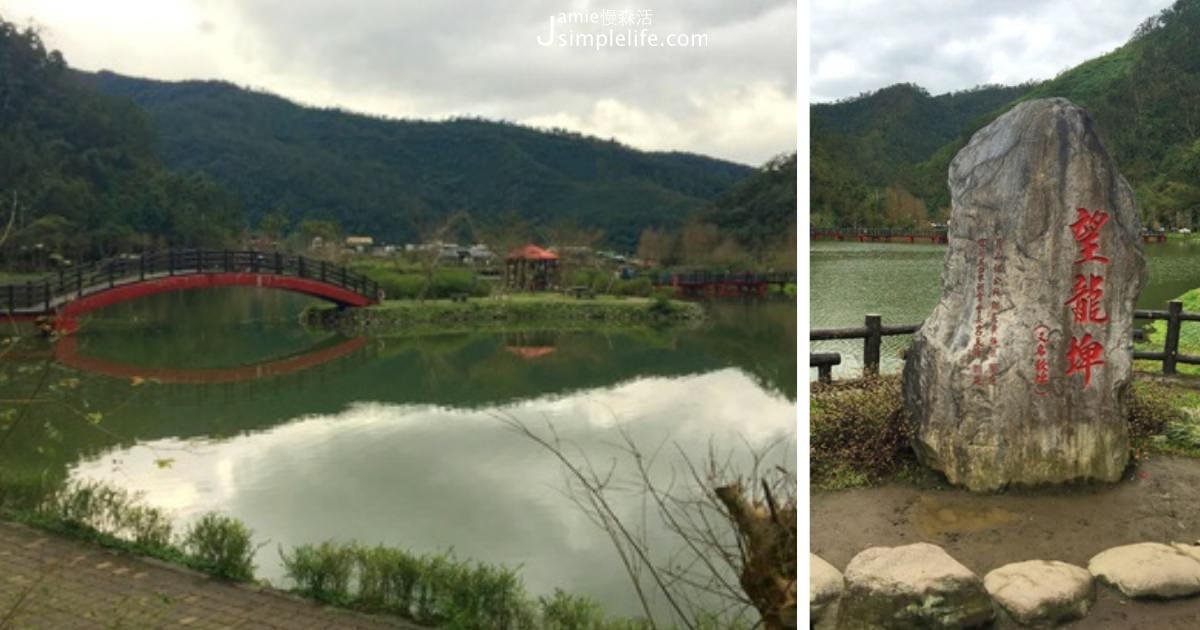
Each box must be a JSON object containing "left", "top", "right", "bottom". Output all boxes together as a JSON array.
[{"left": 0, "top": 520, "right": 421, "bottom": 629}]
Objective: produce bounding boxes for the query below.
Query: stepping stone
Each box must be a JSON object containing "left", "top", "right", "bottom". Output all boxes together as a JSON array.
[
  {"left": 836, "top": 542, "right": 993, "bottom": 629},
  {"left": 810, "top": 553, "right": 843, "bottom": 626},
  {"left": 984, "top": 560, "right": 1093, "bottom": 626},
  {"left": 1088, "top": 542, "right": 1200, "bottom": 599}
]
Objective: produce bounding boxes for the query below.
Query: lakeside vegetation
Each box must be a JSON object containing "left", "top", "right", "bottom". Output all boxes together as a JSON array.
[
  {"left": 305, "top": 294, "right": 705, "bottom": 336},
  {"left": 810, "top": 375, "right": 1200, "bottom": 491},
  {"left": 812, "top": 0, "right": 1200, "bottom": 231},
  {"left": 0, "top": 477, "right": 673, "bottom": 629}
]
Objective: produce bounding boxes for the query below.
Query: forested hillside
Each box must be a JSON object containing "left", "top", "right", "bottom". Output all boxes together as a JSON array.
[
  {"left": 84, "top": 72, "right": 754, "bottom": 250},
  {"left": 812, "top": 0, "right": 1200, "bottom": 230},
  {"left": 700, "top": 152, "right": 796, "bottom": 262},
  {"left": 0, "top": 17, "right": 242, "bottom": 264}
]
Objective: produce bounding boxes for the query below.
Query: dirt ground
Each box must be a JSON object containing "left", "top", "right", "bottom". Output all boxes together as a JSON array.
[{"left": 811, "top": 455, "right": 1200, "bottom": 628}]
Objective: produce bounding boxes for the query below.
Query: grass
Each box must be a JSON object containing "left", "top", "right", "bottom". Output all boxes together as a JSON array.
[
  {"left": 0, "top": 475, "right": 707, "bottom": 629},
  {"left": 811, "top": 375, "right": 1200, "bottom": 491},
  {"left": 305, "top": 293, "right": 704, "bottom": 335},
  {"left": 1141, "top": 288, "right": 1200, "bottom": 375},
  {"left": 0, "top": 476, "right": 249, "bottom": 580}
]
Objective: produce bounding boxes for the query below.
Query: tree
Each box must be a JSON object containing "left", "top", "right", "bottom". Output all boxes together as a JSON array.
[
  {"left": 297, "top": 219, "right": 341, "bottom": 259},
  {"left": 260, "top": 211, "right": 290, "bottom": 246},
  {"left": 636, "top": 227, "right": 675, "bottom": 267},
  {"left": 500, "top": 416, "right": 797, "bottom": 629}
]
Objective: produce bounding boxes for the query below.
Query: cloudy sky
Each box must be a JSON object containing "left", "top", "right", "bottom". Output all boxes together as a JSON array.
[
  {"left": 812, "top": 0, "right": 1174, "bottom": 103},
  {"left": 0, "top": 0, "right": 795, "bottom": 166}
]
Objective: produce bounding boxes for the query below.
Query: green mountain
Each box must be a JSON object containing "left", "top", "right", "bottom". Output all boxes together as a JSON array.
[
  {"left": 82, "top": 71, "right": 754, "bottom": 250},
  {"left": 812, "top": 0, "right": 1200, "bottom": 230},
  {"left": 0, "top": 17, "right": 242, "bottom": 263},
  {"left": 700, "top": 152, "right": 796, "bottom": 263}
]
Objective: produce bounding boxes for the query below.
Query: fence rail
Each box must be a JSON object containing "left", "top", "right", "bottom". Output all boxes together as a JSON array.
[
  {"left": 811, "top": 300, "right": 1192, "bottom": 383},
  {"left": 0, "top": 249, "right": 380, "bottom": 315}
]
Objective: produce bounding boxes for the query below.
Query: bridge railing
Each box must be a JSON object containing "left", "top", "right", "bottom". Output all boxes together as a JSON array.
[
  {"left": 811, "top": 304, "right": 1181, "bottom": 383},
  {"left": 1, "top": 249, "right": 380, "bottom": 315},
  {"left": 648, "top": 271, "right": 797, "bottom": 286}
]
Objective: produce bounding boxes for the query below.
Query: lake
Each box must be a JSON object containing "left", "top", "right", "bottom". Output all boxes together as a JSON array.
[
  {"left": 0, "top": 289, "right": 796, "bottom": 620},
  {"left": 811, "top": 239, "right": 1200, "bottom": 379}
]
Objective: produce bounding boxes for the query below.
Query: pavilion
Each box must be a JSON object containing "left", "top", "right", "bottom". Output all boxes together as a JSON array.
[{"left": 505, "top": 243, "right": 560, "bottom": 291}]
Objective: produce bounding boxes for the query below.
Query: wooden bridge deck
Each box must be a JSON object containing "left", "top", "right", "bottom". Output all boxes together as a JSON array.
[{"left": 0, "top": 250, "right": 379, "bottom": 328}]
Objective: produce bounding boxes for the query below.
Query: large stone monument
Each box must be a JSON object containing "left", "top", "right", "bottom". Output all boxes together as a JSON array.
[{"left": 903, "top": 98, "right": 1146, "bottom": 491}]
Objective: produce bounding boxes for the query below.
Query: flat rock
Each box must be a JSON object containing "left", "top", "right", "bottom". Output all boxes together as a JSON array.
[
  {"left": 984, "top": 560, "right": 1094, "bottom": 625},
  {"left": 903, "top": 97, "right": 1146, "bottom": 491},
  {"left": 811, "top": 553, "right": 843, "bottom": 624},
  {"left": 836, "top": 542, "right": 993, "bottom": 629},
  {"left": 1088, "top": 542, "right": 1200, "bottom": 599}
]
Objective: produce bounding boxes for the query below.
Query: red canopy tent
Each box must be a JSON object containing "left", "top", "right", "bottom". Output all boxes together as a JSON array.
[{"left": 505, "top": 243, "right": 560, "bottom": 291}]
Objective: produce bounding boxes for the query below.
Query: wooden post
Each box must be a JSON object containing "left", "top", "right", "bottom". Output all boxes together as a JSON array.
[
  {"left": 139, "top": 255, "right": 145, "bottom": 281},
  {"left": 7, "top": 284, "right": 12, "bottom": 313},
  {"left": 58, "top": 268, "right": 64, "bottom": 294},
  {"left": 169, "top": 251, "right": 175, "bottom": 276},
  {"left": 1165, "top": 300, "right": 1183, "bottom": 375},
  {"left": 299, "top": 256, "right": 306, "bottom": 278},
  {"left": 43, "top": 281, "right": 49, "bottom": 312},
  {"left": 275, "top": 252, "right": 282, "bottom": 275},
  {"left": 864, "top": 314, "right": 882, "bottom": 378},
  {"left": 224, "top": 250, "right": 231, "bottom": 272},
  {"left": 76, "top": 268, "right": 82, "bottom": 298},
  {"left": 321, "top": 261, "right": 327, "bottom": 283},
  {"left": 108, "top": 262, "right": 114, "bottom": 288}
]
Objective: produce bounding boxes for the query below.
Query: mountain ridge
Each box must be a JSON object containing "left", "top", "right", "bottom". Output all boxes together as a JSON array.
[{"left": 82, "top": 70, "right": 757, "bottom": 249}]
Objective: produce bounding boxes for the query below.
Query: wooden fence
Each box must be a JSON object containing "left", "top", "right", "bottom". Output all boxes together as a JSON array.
[{"left": 810, "top": 301, "right": 1188, "bottom": 383}]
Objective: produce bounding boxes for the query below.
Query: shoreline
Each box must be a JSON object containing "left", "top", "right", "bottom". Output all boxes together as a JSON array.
[{"left": 303, "top": 295, "right": 706, "bottom": 336}]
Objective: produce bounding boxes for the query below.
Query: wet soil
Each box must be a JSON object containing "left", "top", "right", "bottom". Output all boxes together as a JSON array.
[{"left": 811, "top": 455, "right": 1200, "bottom": 628}]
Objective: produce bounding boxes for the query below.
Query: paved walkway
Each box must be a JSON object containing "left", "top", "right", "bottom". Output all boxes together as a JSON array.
[{"left": 0, "top": 520, "right": 421, "bottom": 629}]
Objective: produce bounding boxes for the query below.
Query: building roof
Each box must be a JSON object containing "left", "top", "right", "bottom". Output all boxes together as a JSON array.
[{"left": 507, "top": 243, "right": 559, "bottom": 261}]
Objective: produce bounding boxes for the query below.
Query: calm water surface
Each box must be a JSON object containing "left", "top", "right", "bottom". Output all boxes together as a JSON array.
[
  {"left": 811, "top": 239, "right": 1200, "bottom": 378},
  {"left": 0, "top": 289, "right": 796, "bottom": 618}
]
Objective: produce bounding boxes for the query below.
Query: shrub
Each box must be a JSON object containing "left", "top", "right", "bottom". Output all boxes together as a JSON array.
[
  {"left": 40, "top": 481, "right": 174, "bottom": 550},
  {"left": 647, "top": 295, "right": 678, "bottom": 318},
  {"left": 183, "top": 512, "right": 257, "bottom": 581},
  {"left": 281, "top": 541, "right": 357, "bottom": 604},
  {"left": 810, "top": 376, "right": 911, "bottom": 489},
  {"left": 1127, "top": 381, "right": 1182, "bottom": 440},
  {"left": 611, "top": 277, "right": 652, "bottom": 297},
  {"left": 538, "top": 589, "right": 606, "bottom": 629}
]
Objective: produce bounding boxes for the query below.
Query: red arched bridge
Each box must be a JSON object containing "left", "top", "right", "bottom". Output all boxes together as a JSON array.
[{"left": 0, "top": 250, "right": 380, "bottom": 331}]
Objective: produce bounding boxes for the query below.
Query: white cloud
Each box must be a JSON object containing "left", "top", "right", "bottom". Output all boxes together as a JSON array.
[
  {"left": 811, "top": 0, "right": 1173, "bottom": 102},
  {"left": 0, "top": 0, "right": 796, "bottom": 164}
]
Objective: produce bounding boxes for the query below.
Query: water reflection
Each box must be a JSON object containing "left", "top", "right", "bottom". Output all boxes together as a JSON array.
[
  {"left": 811, "top": 239, "right": 1200, "bottom": 379},
  {"left": 68, "top": 368, "right": 794, "bottom": 617},
  {"left": 0, "top": 289, "right": 797, "bottom": 618}
]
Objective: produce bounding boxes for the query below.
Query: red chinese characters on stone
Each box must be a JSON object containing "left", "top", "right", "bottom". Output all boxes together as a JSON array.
[
  {"left": 1069, "top": 208, "right": 1110, "bottom": 265},
  {"left": 1066, "top": 334, "right": 1105, "bottom": 387},
  {"left": 1065, "top": 274, "right": 1109, "bottom": 324},
  {"left": 1062, "top": 207, "right": 1109, "bottom": 389},
  {"left": 1033, "top": 325, "right": 1051, "bottom": 395}
]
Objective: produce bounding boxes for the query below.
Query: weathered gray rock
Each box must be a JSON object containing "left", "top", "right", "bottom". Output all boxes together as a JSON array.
[
  {"left": 984, "top": 560, "right": 1094, "bottom": 625},
  {"left": 1088, "top": 542, "right": 1200, "bottom": 599},
  {"left": 903, "top": 97, "right": 1146, "bottom": 491},
  {"left": 811, "top": 553, "right": 843, "bottom": 626},
  {"left": 836, "top": 543, "right": 993, "bottom": 629}
]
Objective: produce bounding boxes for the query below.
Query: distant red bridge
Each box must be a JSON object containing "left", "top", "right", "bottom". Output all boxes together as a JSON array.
[
  {"left": 811, "top": 227, "right": 1169, "bottom": 244},
  {"left": 651, "top": 271, "right": 796, "bottom": 299},
  {"left": 0, "top": 250, "right": 380, "bottom": 332}
]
